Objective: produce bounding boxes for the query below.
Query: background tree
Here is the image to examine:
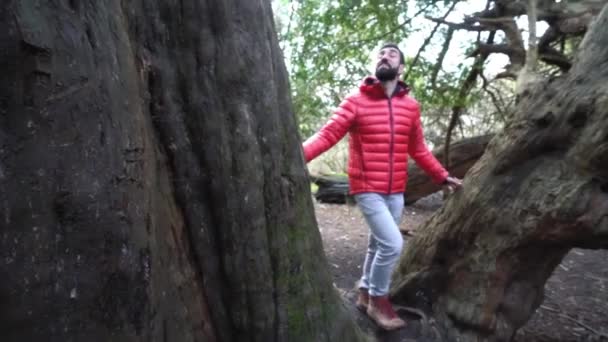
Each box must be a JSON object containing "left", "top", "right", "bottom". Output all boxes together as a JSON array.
[{"left": 0, "top": 1, "right": 365, "bottom": 341}]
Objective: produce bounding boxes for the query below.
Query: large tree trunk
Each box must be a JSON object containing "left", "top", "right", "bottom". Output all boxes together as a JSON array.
[
  {"left": 392, "top": 5, "right": 608, "bottom": 341},
  {"left": 0, "top": 1, "right": 364, "bottom": 341}
]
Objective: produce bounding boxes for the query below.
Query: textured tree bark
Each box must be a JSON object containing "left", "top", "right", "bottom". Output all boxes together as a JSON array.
[
  {"left": 392, "top": 5, "right": 608, "bottom": 341},
  {"left": 311, "top": 135, "right": 492, "bottom": 204},
  {"left": 0, "top": 1, "right": 364, "bottom": 341}
]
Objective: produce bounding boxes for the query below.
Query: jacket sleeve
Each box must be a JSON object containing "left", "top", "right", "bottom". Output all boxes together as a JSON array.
[
  {"left": 302, "top": 98, "right": 357, "bottom": 162},
  {"left": 408, "top": 110, "right": 449, "bottom": 184}
]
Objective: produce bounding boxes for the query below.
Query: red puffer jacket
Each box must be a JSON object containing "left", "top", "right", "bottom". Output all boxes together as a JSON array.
[{"left": 303, "top": 77, "right": 448, "bottom": 195}]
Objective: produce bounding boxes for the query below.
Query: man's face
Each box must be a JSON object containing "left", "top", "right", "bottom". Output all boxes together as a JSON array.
[{"left": 375, "top": 47, "right": 403, "bottom": 81}]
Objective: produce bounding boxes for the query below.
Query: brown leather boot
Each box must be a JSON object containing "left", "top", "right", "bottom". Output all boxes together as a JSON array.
[
  {"left": 367, "top": 295, "right": 406, "bottom": 330},
  {"left": 355, "top": 288, "right": 369, "bottom": 312}
]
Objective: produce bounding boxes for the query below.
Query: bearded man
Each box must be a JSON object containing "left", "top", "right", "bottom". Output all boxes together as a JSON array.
[{"left": 302, "top": 43, "right": 462, "bottom": 330}]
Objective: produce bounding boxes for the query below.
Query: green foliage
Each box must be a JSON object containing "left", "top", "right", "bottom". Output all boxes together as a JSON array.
[
  {"left": 278, "top": 0, "right": 415, "bottom": 137},
  {"left": 273, "top": 0, "right": 592, "bottom": 167},
  {"left": 273, "top": 0, "right": 512, "bottom": 145}
]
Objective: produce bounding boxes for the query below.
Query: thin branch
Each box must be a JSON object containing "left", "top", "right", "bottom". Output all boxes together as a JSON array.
[
  {"left": 344, "top": 59, "right": 370, "bottom": 78},
  {"left": 346, "top": 2, "right": 435, "bottom": 46},
  {"left": 480, "top": 72, "right": 505, "bottom": 117},
  {"left": 457, "top": 118, "right": 465, "bottom": 137},
  {"left": 495, "top": 70, "right": 518, "bottom": 79},
  {"left": 491, "top": 18, "right": 524, "bottom": 51},
  {"left": 469, "top": 0, "right": 542, "bottom": 19},
  {"left": 425, "top": 16, "right": 491, "bottom": 31},
  {"left": 279, "top": 1, "right": 297, "bottom": 51},
  {"left": 433, "top": 0, "right": 498, "bottom": 167},
  {"left": 404, "top": 1, "right": 459, "bottom": 80},
  {"left": 474, "top": 17, "right": 523, "bottom": 25},
  {"left": 430, "top": 27, "right": 454, "bottom": 88},
  {"left": 538, "top": 26, "right": 559, "bottom": 51},
  {"left": 443, "top": 28, "right": 496, "bottom": 167},
  {"left": 538, "top": 28, "right": 572, "bottom": 71},
  {"left": 539, "top": 49, "right": 572, "bottom": 71}
]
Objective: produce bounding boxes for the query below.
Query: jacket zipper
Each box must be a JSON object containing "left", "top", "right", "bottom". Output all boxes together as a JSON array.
[{"left": 388, "top": 97, "right": 395, "bottom": 194}]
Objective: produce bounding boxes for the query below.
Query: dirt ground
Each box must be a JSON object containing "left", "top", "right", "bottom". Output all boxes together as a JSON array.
[{"left": 314, "top": 196, "right": 608, "bottom": 342}]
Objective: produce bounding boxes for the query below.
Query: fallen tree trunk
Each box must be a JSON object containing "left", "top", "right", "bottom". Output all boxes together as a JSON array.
[
  {"left": 311, "top": 134, "right": 493, "bottom": 204},
  {"left": 391, "top": 5, "right": 608, "bottom": 341},
  {"left": 311, "top": 175, "right": 352, "bottom": 204}
]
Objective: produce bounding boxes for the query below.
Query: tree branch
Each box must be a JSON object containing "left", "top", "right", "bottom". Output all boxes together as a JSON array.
[
  {"left": 404, "top": 1, "right": 459, "bottom": 81},
  {"left": 279, "top": 1, "right": 296, "bottom": 51},
  {"left": 539, "top": 48, "right": 572, "bottom": 71},
  {"left": 495, "top": 70, "right": 518, "bottom": 79},
  {"left": 476, "top": 43, "right": 518, "bottom": 56},
  {"left": 346, "top": 2, "right": 435, "bottom": 45},
  {"left": 469, "top": 0, "right": 527, "bottom": 18},
  {"left": 480, "top": 72, "right": 506, "bottom": 118},
  {"left": 425, "top": 16, "right": 491, "bottom": 31},
  {"left": 429, "top": 12, "right": 525, "bottom": 74},
  {"left": 443, "top": 26, "right": 495, "bottom": 167},
  {"left": 430, "top": 27, "right": 454, "bottom": 89},
  {"left": 527, "top": 0, "right": 539, "bottom": 72},
  {"left": 538, "top": 26, "right": 560, "bottom": 51}
]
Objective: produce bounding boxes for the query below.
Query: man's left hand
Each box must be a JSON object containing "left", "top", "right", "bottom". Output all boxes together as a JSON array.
[{"left": 442, "top": 176, "right": 463, "bottom": 195}]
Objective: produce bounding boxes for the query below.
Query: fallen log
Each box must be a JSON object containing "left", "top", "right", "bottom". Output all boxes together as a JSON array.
[{"left": 311, "top": 134, "right": 493, "bottom": 204}]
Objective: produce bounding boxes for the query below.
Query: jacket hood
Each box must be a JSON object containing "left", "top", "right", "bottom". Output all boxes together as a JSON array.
[{"left": 359, "top": 76, "right": 410, "bottom": 99}]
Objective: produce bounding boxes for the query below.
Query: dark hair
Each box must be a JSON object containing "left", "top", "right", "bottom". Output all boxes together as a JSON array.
[{"left": 380, "top": 43, "right": 405, "bottom": 65}]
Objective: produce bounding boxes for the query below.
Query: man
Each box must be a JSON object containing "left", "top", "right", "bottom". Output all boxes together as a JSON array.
[{"left": 302, "top": 43, "right": 462, "bottom": 330}]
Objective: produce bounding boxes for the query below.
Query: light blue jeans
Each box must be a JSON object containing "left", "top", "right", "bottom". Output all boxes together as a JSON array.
[{"left": 354, "top": 192, "right": 405, "bottom": 296}]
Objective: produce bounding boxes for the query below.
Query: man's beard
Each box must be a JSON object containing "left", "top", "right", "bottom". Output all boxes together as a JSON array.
[{"left": 375, "top": 64, "right": 399, "bottom": 81}]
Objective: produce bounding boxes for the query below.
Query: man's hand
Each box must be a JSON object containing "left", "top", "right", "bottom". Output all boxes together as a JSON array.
[{"left": 442, "top": 176, "right": 463, "bottom": 196}]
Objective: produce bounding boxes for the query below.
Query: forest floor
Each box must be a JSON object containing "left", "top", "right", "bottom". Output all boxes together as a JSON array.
[{"left": 314, "top": 194, "right": 608, "bottom": 342}]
